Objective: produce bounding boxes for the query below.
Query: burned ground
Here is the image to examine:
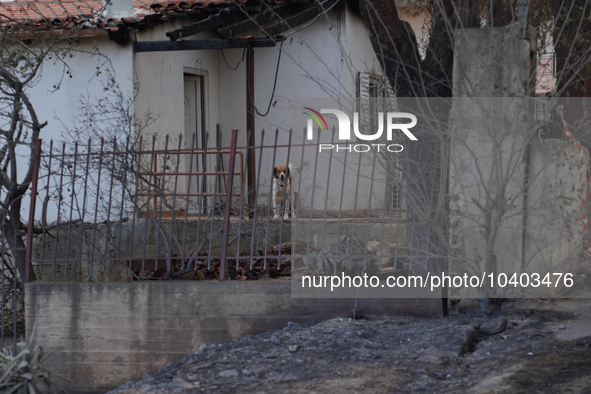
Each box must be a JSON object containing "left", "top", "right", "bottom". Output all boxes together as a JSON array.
[{"left": 109, "top": 298, "right": 591, "bottom": 393}]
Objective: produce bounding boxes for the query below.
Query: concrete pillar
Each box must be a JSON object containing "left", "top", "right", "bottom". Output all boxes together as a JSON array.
[{"left": 449, "top": 24, "right": 532, "bottom": 299}]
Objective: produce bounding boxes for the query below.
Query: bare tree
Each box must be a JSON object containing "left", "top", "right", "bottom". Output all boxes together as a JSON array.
[
  {"left": 0, "top": 33, "right": 53, "bottom": 283},
  {"left": 0, "top": 8, "right": 109, "bottom": 284},
  {"left": 348, "top": 0, "right": 591, "bottom": 314},
  {"left": 9, "top": 0, "right": 590, "bottom": 308}
]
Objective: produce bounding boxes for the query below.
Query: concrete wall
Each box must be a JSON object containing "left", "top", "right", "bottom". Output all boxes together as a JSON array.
[
  {"left": 450, "top": 25, "right": 532, "bottom": 299},
  {"left": 25, "top": 281, "right": 440, "bottom": 392},
  {"left": 525, "top": 139, "right": 588, "bottom": 295},
  {"left": 449, "top": 25, "right": 588, "bottom": 298}
]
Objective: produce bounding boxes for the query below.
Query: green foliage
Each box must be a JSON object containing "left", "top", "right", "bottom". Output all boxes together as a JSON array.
[{"left": 0, "top": 339, "right": 53, "bottom": 394}]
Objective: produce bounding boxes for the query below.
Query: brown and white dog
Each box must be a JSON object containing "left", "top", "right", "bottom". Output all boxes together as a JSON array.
[{"left": 272, "top": 164, "right": 296, "bottom": 220}]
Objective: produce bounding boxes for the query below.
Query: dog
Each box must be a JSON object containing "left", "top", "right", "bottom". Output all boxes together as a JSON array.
[{"left": 272, "top": 164, "right": 296, "bottom": 220}]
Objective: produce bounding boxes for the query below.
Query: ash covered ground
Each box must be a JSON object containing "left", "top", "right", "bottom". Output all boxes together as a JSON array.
[{"left": 109, "top": 299, "right": 591, "bottom": 393}]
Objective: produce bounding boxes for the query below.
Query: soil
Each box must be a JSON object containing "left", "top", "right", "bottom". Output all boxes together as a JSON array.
[{"left": 108, "top": 298, "right": 591, "bottom": 393}]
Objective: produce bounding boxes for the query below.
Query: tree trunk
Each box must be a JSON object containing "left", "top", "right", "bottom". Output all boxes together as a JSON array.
[{"left": 3, "top": 222, "right": 28, "bottom": 283}]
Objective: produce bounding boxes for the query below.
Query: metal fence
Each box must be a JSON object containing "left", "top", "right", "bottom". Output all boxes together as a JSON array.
[
  {"left": 0, "top": 126, "right": 412, "bottom": 346},
  {"left": 3, "top": 98, "right": 588, "bottom": 346},
  {"left": 24, "top": 127, "right": 408, "bottom": 284}
]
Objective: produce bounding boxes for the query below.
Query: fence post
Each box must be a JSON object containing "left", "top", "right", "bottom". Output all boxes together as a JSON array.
[
  {"left": 219, "top": 129, "right": 238, "bottom": 281},
  {"left": 25, "top": 138, "right": 42, "bottom": 283}
]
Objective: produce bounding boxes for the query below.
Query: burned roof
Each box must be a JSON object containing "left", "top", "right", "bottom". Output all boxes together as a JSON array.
[
  {"left": 0, "top": 0, "right": 242, "bottom": 34},
  {"left": 0, "top": 0, "right": 335, "bottom": 44}
]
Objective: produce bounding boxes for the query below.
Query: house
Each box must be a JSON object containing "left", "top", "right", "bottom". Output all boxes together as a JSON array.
[{"left": 0, "top": 0, "right": 428, "bottom": 218}]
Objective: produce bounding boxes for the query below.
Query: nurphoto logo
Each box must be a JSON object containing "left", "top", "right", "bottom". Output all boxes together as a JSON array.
[{"left": 303, "top": 107, "right": 418, "bottom": 153}]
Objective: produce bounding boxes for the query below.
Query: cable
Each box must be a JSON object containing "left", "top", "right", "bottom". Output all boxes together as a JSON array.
[
  {"left": 255, "top": 39, "right": 284, "bottom": 117},
  {"left": 221, "top": 47, "right": 246, "bottom": 70},
  {"left": 234, "top": 0, "right": 338, "bottom": 116}
]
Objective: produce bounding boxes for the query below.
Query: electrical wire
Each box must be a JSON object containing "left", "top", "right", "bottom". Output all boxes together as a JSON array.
[
  {"left": 221, "top": 47, "right": 246, "bottom": 70},
  {"left": 255, "top": 39, "right": 284, "bottom": 117},
  {"left": 224, "top": 0, "right": 338, "bottom": 116}
]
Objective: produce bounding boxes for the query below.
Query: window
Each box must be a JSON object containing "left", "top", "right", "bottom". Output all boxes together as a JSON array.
[
  {"left": 357, "top": 72, "right": 404, "bottom": 211},
  {"left": 357, "top": 72, "right": 395, "bottom": 135}
]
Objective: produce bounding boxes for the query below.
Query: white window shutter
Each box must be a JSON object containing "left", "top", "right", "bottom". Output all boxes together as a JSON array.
[{"left": 357, "top": 72, "right": 403, "bottom": 211}]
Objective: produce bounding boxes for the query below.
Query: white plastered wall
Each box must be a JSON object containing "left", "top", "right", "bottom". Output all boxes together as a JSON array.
[
  {"left": 132, "top": 7, "right": 411, "bottom": 211},
  {"left": 22, "top": 35, "right": 134, "bottom": 223}
]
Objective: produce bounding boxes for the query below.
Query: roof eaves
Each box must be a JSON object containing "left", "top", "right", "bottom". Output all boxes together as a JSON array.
[{"left": 0, "top": 0, "right": 234, "bottom": 38}]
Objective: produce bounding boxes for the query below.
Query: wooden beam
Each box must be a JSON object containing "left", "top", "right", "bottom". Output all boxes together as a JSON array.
[
  {"left": 217, "top": 3, "right": 296, "bottom": 38},
  {"left": 246, "top": 45, "right": 257, "bottom": 213},
  {"left": 166, "top": 9, "right": 242, "bottom": 41},
  {"left": 217, "top": 12, "right": 274, "bottom": 39},
  {"left": 134, "top": 38, "right": 277, "bottom": 52},
  {"left": 264, "top": 0, "right": 335, "bottom": 38}
]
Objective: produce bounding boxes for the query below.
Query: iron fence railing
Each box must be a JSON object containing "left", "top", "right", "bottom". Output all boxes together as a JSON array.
[
  {"left": 24, "top": 127, "right": 407, "bottom": 284},
  {"left": 0, "top": 126, "right": 410, "bottom": 347}
]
